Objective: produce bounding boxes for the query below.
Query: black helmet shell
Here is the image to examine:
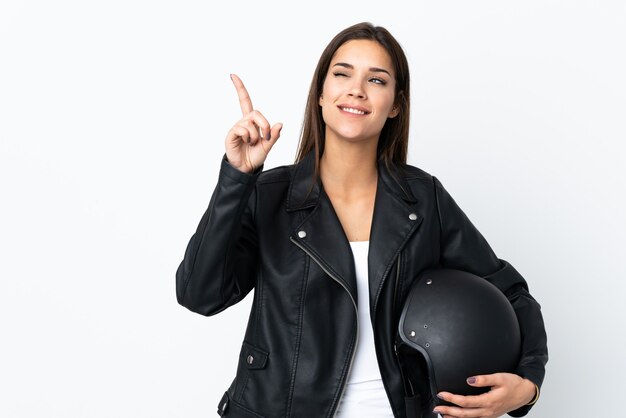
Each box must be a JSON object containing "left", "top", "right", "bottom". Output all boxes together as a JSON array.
[{"left": 397, "top": 268, "right": 521, "bottom": 398}]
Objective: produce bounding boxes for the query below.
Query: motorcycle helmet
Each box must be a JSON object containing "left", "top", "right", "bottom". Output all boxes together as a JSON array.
[{"left": 396, "top": 268, "right": 521, "bottom": 403}]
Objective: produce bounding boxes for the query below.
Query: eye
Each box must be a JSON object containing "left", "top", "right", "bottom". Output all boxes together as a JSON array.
[
  {"left": 333, "top": 71, "right": 348, "bottom": 77},
  {"left": 370, "top": 77, "right": 387, "bottom": 85}
]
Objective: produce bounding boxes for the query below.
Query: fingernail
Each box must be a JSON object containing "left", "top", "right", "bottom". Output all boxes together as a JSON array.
[
  {"left": 436, "top": 393, "right": 444, "bottom": 399},
  {"left": 229, "top": 73, "right": 233, "bottom": 80},
  {"left": 266, "top": 131, "right": 270, "bottom": 141},
  {"left": 467, "top": 376, "right": 476, "bottom": 384},
  {"left": 433, "top": 408, "right": 442, "bottom": 414}
]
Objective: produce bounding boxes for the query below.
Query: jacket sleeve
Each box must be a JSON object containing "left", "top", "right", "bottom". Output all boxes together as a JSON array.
[
  {"left": 433, "top": 176, "right": 548, "bottom": 417},
  {"left": 175, "top": 154, "right": 263, "bottom": 316}
]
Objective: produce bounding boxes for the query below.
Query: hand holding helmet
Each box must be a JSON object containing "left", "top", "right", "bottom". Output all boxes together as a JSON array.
[{"left": 433, "top": 372, "right": 537, "bottom": 418}]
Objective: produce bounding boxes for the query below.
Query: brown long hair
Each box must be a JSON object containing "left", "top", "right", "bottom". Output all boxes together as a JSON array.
[{"left": 294, "top": 22, "right": 411, "bottom": 177}]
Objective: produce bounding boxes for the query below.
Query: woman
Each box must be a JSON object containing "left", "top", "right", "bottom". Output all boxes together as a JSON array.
[{"left": 176, "top": 22, "right": 548, "bottom": 418}]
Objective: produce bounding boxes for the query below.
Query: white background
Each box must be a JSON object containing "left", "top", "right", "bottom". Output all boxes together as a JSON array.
[{"left": 1, "top": 1, "right": 624, "bottom": 417}]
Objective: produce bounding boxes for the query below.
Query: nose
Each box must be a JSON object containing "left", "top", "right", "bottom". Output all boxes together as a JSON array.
[{"left": 347, "top": 79, "right": 367, "bottom": 99}]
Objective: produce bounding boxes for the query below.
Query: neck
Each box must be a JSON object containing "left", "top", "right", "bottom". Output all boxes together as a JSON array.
[{"left": 319, "top": 137, "right": 378, "bottom": 193}]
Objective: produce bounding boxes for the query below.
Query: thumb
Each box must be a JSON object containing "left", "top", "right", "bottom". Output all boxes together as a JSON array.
[
  {"left": 267, "top": 122, "right": 283, "bottom": 146},
  {"left": 466, "top": 374, "right": 499, "bottom": 388}
]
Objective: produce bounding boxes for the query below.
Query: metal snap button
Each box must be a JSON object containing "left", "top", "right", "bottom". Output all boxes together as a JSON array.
[
  {"left": 297, "top": 230, "right": 307, "bottom": 238},
  {"left": 409, "top": 213, "right": 418, "bottom": 221},
  {"left": 247, "top": 355, "right": 254, "bottom": 365}
]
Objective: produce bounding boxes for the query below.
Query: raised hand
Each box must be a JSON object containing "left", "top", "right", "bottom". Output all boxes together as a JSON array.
[{"left": 225, "top": 74, "right": 283, "bottom": 174}]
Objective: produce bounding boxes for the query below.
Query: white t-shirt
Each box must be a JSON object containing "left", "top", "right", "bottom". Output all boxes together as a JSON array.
[{"left": 335, "top": 241, "right": 395, "bottom": 417}]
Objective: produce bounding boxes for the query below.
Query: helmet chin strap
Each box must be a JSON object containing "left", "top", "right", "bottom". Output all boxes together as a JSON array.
[{"left": 395, "top": 340, "right": 441, "bottom": 418}]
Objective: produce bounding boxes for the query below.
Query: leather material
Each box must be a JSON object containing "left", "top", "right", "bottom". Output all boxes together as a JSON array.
[
  {"left": 176, "top": 150, "right": 548, "bottom": 417},
  {"left": 398, "top": 269, "right": 521, "bottom": 400}
]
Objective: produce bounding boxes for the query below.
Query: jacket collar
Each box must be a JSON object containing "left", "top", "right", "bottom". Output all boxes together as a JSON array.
[
  {"left": 286, "top": 149, "right": 417, "bottom": 212},
  {"left": 287, "top": 150, "right": 423, "bottom": 320}
]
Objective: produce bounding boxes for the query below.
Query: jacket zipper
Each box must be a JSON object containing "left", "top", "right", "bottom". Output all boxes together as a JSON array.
[
  {"left": 393, "top": 254, "right": 400, "bottom": 360},
  {"left": 391, "top": 254, "right": 415, "bottom": 400},
  {"left": 392, "top": 253, "right": 401, "bottom": 320},
  {"left": 289, "top": 237, "right": 359, "bottom": 418},
  {"left": 390, "top": 253, "right": 405, "bottom": 415}
]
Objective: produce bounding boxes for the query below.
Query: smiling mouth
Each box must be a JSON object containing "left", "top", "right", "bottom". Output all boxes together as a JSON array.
[{"left": 339, "top": 106, "right": 369, "bottom": 115}]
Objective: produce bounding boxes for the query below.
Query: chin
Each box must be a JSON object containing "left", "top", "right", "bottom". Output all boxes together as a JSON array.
[
  {"left": 330, "top": 126, "right": 369, "bottom": 140},
  {"left": 337, "top": 133, "right": 370, "bottom": 143}
]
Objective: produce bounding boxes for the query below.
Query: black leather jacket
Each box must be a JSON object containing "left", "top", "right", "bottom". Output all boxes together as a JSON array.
[{"left": 176, "top": 150, "right": 548, "bottom": 418}]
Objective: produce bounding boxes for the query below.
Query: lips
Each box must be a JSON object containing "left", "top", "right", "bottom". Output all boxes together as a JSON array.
[{"left": 338, "top": 104, "right": 370, "bottom": 115}]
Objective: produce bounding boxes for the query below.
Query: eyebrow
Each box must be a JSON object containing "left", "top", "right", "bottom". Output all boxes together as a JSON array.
[{"left": 332, "top": 62, "right": 391, "bottom": 76}]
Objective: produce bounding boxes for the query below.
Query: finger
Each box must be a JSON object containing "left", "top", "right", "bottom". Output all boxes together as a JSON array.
[
  {"left": 257, "top": 123, "right": 283, "bottom": 159},
  {"left": 437, "top": 391, "right": 490, "bottom": 409},
  {"left": 230, "top": 73, "right": 254, "bottom": 116},
  {"left": 247, "top": 110, "right": 271, "bottom": 142},
  {"left": 267, "top": 122, "right": 283, "bottom": 144},
  {"left": 236, "top": 119, "right": 261, "bottom": 143},
  {"left": 467, "top": 373, "right": 504, "bottom": 388},
  {"left": 433, "top": 405, "right": 488, "bottom": 418},
  {"left": 227, "top": 125, "right": 250, "bottom": 144}
]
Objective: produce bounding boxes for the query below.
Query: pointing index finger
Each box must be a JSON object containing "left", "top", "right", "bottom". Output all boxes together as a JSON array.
[{"left": 230, "top": 73, "right": 254, "bottom": 116}]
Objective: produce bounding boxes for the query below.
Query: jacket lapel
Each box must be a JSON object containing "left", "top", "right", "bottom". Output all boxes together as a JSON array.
[
  {"left": 368, "top": 162, "right": 423, "bottom": 320},
  {"left": 287, "top": 151, "right": 423, "bottom": 312},
  {"left": 287, "top": 151, "right": 357, "bottom": 303}
]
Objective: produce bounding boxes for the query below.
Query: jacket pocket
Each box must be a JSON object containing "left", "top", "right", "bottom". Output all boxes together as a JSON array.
[
  {"left": 241, "top": 341, "right": 269, "bottom": 370},
  {"left": 232, "top": 341, "right": 270, "bottom": 404}
]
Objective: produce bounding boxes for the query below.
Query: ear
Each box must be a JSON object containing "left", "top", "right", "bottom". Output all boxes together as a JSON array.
[
  {"left": 389, "top": 105, "right": 399, "bottom": 118},
  {"left": 389, "top": 91, "right": 404, "bottom": 118},
  {"left": 319, "top": 94, "right": 324, "bottom": 106}
]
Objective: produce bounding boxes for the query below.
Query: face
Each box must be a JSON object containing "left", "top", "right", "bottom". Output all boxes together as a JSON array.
[{"left": 319, "top": 39, "right": 398, "bottom": 146}]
